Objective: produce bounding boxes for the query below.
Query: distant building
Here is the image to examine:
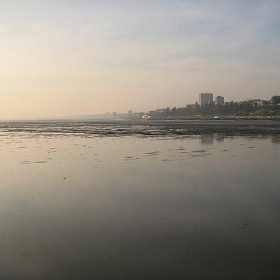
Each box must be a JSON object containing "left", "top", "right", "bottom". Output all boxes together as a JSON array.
[
  {"left": 215, "top": 96, "right": 224, "bottom": 106},
  {"left": 128, "top": 110, "right": 133, "bottom": 118},
  {"left": 199, "top": 92, "right": 213, "bottom": 107}
]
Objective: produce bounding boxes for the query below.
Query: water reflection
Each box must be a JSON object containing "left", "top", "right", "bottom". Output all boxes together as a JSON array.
[
  {"left": 0, "top": 133, "right": 279, "bottom": 279},
  {"left": 200, "top": 133, "right": 214, "bottom": 145},
  {"left": 215, "top": 133, "right": 225, "bottom": 143},
  {"left": 271, "top": 137, "right": 280, "bottom": 145},
  {"left": 200, "top": 133, "right": 225, "bottom": 145}
]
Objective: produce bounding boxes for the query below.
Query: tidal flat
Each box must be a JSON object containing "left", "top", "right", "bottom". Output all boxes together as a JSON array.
[{"left": 0, "top": 121, "right": 279, "bottom": 279}]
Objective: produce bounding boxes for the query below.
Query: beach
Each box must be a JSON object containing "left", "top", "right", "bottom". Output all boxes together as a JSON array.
[{"left": 0, "top": 121, "right": 279, "bottom": 279}]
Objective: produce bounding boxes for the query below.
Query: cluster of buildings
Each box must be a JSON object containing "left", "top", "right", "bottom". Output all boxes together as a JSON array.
[
  {"left": 199, "top": 92, "right": 224, "bottom": 107},
  {"left": 109, "top": 93, "right": 279, "bottom": 120}
]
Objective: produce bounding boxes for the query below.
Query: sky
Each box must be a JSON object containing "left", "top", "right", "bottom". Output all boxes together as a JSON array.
[{"left": 1, "top": 0, "right": 280, "bottom": 119}]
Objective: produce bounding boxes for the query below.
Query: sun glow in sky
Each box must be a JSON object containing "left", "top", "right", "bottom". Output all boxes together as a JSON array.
[{"left": 1, "top": 0, "right": 280, "bottom": 119}]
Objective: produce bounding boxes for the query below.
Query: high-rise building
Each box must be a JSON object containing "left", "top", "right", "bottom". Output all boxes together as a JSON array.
[
  {"left": 199, "top": 92, "right": 213, "bottom": 106},
  {"left": 215, "top": 96, "right": 224, "bottom": 106}
]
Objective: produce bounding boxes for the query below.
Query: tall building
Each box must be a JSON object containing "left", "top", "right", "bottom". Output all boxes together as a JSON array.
[
  {"left": 199, "top": 92, "right": 213, "bottom": 107},
  {"left": 215, "top": 96, "right": 224, "bottom": 106}
]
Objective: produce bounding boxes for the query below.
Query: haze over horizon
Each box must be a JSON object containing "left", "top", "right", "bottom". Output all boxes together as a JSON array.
[{"left": 1, "top": 0, "right": 280, "bottom": 120}]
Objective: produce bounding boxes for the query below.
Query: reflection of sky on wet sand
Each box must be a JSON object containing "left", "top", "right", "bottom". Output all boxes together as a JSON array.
[{"left": 0, "top": 134, "right": 280, "bottom": 279}]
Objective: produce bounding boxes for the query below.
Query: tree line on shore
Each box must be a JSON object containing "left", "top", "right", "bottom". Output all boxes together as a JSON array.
[{"left": 138, "top": 95, "right": 280, "bottom": 119}]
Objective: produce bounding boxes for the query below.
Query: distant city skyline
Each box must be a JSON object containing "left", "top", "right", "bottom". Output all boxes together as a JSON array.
[{"left": 1, "top": 0, "right": 280, "bottom": 120}]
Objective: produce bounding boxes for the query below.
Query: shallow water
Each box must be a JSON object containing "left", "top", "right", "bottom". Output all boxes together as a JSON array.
[{"left": 0, "top": 125, "right": 280, "bottom": 279}]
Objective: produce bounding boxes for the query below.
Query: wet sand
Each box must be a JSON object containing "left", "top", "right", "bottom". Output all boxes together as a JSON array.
[
  {"left": 0, "top": 119, "right": 280, "bottom": 137},
  {"left": 0, "top": 122, "right": 279, "bottom": 279}
]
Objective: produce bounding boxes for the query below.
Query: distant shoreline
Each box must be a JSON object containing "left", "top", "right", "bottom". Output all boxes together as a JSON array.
[{"left": 1, "top": 115, "right": 280, "bottom": 123}]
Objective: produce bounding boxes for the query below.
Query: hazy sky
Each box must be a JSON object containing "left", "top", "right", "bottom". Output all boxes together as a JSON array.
[{"left": 1, "top": 0, "right": 280, "bottom": 119}]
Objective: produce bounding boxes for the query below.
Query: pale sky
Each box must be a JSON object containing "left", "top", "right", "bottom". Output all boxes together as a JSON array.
[{"left": 1, "top": 0, "right": 280, "bottom": 119}]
